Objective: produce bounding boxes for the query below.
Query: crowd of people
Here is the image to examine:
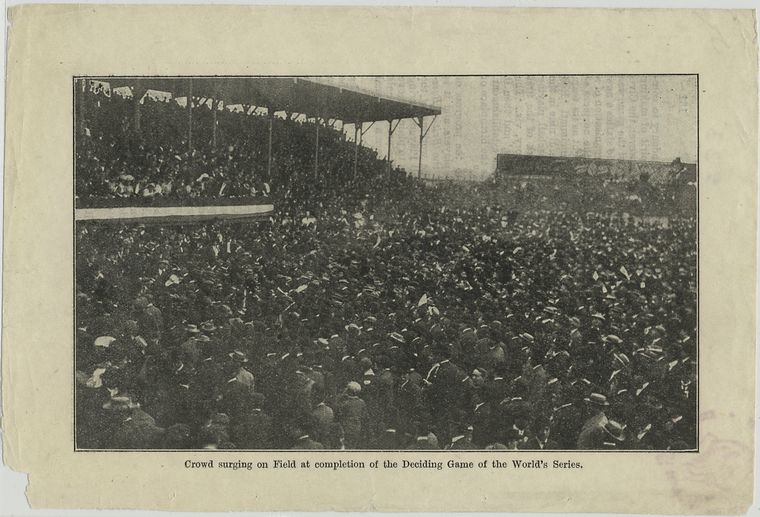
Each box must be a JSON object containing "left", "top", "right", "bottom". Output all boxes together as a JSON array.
[
  {"left": 75, "top": 84, "right": 697, "bottom": 451},
  {"left": 487, "top": 176, "right": 695, "bottom": 217},
  {"left": 76, "top": 86, "right": 395, "bottom": 208}
]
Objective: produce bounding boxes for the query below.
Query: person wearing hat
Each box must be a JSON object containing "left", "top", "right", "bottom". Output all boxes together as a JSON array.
[
  {"left": 520, "top": 415, "right": 559, "bottom": 450},
  {"left": 358, "top": 356, "right": 383, "bottom": 444},
  {"left": 133, "top": 296, "right": 164, "bottom": 342},
  {"left": 502, "top": 428, "right": 523, "bottom": 450},
  {"left": 228, "top": 392, "right": 273, "bottom": 449},
  {"left": 336, "top": 381, "right": 367, "bottom": 449},
  {"left": 479, "top": 337, "right": 507, "bottom": 373},
  {"left": 462, "top": 366, "right": 488, "bottom": 413},
  {"left": 577, "top": 393, "right": 611, "bottom": 449},
  {"left": 160, "top": 423, "right": 193, "bottom": 449},
  {"left": 424, "top": 346, "right": 467, "bottom": 445},
  {"left": 371, "top": 427, "right": 402, "bottom": 450},
  {"left": 499, "top": 376, "right": 533, "bottom": 429},
  {"left": 179, "top": 334, "right": 201, "bottom": 367},
  {"left": 405, "top": 422, "right": 439, "bottom": 450},
  {"left": 397, "top": 367, "right": 425, "bottom": 438},
  {"left": 198, "top": 425, "right": 229, "bottom": 450},
  {"left": 290, "top": 426, "right": 324, "bottom": 450},
  {"left": 600, "top": 420, "right": 626, "bottom": 449},
  {"left": 228, "top": 350, "right": 255, "bottom": 388},
  {"left": 446, "top": 423, "right": 477, "bottom": 450},
  {"left": 374, "top": 355, "right": 397, "bottom": 426},
  {"left": 309, "top": 392, "right": 335, "bottom": 446},
  {"left": 107, "top": 394, "right": 165, "bottom": 449}
]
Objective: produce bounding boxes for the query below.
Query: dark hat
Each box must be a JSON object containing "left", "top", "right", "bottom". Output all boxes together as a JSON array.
[
  {"left": 504, "top": 428, "right": 522, "bottom": 442},
  {"left": 250, "top": 392, "right": 266, "bottom": 408},
  {"left": 201, "top": 321, "right": 217, "bottom": 332}
]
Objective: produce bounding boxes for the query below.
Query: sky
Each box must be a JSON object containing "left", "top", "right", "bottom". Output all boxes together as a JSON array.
[{"left": 315, "top": 76, "right": 697, "bottom": 179}]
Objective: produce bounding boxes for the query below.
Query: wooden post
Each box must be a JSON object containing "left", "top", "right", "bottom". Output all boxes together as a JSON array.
[
  {"left": 212, "top": 99, "right": 219, "bottom": 147},
  {"left": 387, "top": 120, "right": 393, "bottom": 178},
  {"left": 415, "top": 115, "right": 436, "bottom": 179},
  {"left": 132, "top": 87, "right": 143, "bottom": 133},
  {"left": 267, "top": 108, "right": 274, "bottom": 180},
  {"left": 186, "top": 78, "right": 193, "bottom": 153},
  {"left": 417, "top": 116, "right": 424, "bottom": 178},
  {"left": 314, "top": 118, "right": 320, "bottom": 180},
  {"left": 353, "top": 123, "right": 360, "bottom": 180}
]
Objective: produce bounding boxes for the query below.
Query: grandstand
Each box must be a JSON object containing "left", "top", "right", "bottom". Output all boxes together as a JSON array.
[
  {"left": 495, "top": 153, "right": 697, "bottom": 185},
  {"left": 76, "top": 76, "right": 440, "bottom": 223},
  {"left": 489, "top": 153, "right": 696, "bottom": 217}
]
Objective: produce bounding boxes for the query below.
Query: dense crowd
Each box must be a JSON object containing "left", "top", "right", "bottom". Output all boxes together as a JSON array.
[
  {"left": 485, "top": 176, "right": 695, "bottom": 217},
  {"left": 76, "top": 88, "right": 397, "bottom": 208},
  {"left": 75, "top": 85, "right": 697, "bottom": 451}
]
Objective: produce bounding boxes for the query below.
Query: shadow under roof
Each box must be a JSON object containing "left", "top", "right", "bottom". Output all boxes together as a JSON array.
[{"left": 91, "top": 76, "right": 442, "bottom": 123}]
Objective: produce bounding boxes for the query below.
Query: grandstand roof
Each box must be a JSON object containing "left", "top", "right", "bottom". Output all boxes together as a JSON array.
[{"left": 93, "top": 76, "right": 441, "bottom": 123}]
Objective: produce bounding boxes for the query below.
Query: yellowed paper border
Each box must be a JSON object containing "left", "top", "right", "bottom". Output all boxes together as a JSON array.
[{"left": 3, "top": 6, "right": 757, "bottom": 513}]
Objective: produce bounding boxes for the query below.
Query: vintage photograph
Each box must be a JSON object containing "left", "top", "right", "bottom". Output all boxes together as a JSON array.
[{"left": 74, "top": 75, "right": 697, "bottom": 451}]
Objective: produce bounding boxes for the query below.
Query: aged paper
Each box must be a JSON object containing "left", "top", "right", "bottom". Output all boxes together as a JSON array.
[{"left": 3, "top": 5, "right": 757, "bottom": 514}]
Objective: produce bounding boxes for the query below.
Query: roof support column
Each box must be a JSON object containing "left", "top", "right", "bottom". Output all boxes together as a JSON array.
[
  {"left": 416, "top": 116, "right": 423, "bottom": 178},
  {"left": 212, "top": 99, "right": 220, "bottom": 147},
  {"left": 387, "top": 119, "right": 400, "bottom": 179},
  {"left": 267, "top": 108, "right": 274, "bottom": 181},
  {"left": 387, "top": 120, "right": 393, "bottom": 178},
  {"left": 132, "top": 86, "right": 146, "bottom": 134},
  {"left": 186, "top": 78, "right": 193, "bottom": 153},
  {"left": 413, "top": 115, "right": 437, "bottom": 179},
  {"left": 314, "top": 118, "right": 320, "bottom": 180},
  {"left": 353, "top": 122, "right": 360, "bottom": 180}
]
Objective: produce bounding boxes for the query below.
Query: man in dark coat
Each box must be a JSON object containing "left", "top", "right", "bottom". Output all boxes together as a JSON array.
[
  {"left": 107, "top": 394, "right": 165, "bottom": 449},
  {"left": 291, "top": 429, "right": 324, "bottom": 449},
  {"left": 446, "top": 423, "right": 478, "bottom": 450},
  {"left": 520, "top": 416, "right": 559, "bottom": 450},
  {"left": 336, "top": 382, "right": 367, "bottom": 448},
  {"left": 576, "top": 393, "right": 610, "bottom": 449},
  {"left": 310, "top": 395, "right": 335, "bottom": 446},
  {"left": 424, "top": 347, "right": 467, "bottom": 444},
  {"left": 230, "top": 392, "right": 273, "bottom": 449}
]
